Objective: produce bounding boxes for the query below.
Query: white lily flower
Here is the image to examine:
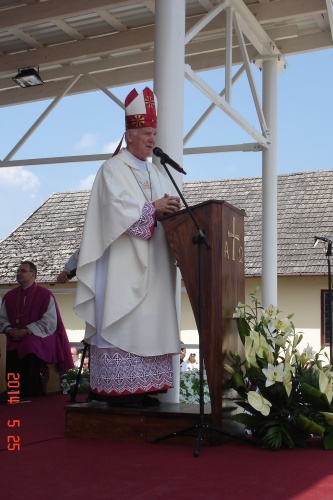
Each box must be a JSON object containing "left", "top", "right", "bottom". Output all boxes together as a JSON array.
[
  {"left": 301, "top": 343, "right": 316, "bottom": 362},
  {"left": 271, "top": 314, "right": 293, "bottom": 335},
  {"left": 264, "top": 304, "right": 279, "bottom": 318},
  {"left": 262, "top": 363, "right": 286, "bottom": 387},
  {"left": 272, "top": 331, "right": 292, "bottom": 348}
]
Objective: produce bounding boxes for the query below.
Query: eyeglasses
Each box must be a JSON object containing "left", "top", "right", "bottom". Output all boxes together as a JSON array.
[
  {"left": 17, "top": 269, "right": 33, "bottom": 273},
  {"left": 190, "top": 353, "right": 196, "bottom": 356}
]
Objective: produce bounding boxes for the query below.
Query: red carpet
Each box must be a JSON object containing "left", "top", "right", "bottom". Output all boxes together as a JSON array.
[{"left": 1, "top": 394, "right": 333, "bottom": 500}]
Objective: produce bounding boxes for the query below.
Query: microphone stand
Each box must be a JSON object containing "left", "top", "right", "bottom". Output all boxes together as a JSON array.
[{"left": 153, "top": 159, "right": 240, "bottom": 457}]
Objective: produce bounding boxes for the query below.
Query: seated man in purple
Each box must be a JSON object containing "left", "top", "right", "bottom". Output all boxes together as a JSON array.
[{"left": 0, "top": 260, "right": 73, "bottom": 398}]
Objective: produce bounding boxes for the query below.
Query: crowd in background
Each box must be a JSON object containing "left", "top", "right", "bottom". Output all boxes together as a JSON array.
[
  {"left": 70, "top": 347, "right": 89, "bottom": 371},
  {"left": 180, "top": 346, "right": 199, "bottom": 372}
]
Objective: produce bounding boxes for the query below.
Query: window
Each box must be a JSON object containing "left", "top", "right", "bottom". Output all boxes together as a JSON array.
[{"left": 321, "top": 290, "right": 333, "bottom": 345}]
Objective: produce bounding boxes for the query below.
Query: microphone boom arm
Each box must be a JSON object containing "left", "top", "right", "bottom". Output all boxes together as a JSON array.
[{"left": 158, "top": 159, "right": 211, "bottom": 248}]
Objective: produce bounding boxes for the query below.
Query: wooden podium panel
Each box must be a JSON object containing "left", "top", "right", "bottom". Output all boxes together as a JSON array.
[{"left": 161, "top": 200, "right": 245, "bottom": 428}]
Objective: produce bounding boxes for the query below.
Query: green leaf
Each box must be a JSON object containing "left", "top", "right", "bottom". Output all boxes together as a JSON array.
[
  {"left": 236, "top": 317, "right": 250, "bottom": 345},
  {"left": 300, "top": 382, "right": 331, "bottom": 411},
  {"left": 233, "top": 413, "right": 261, "bottom": 428},
  {"left": 247, "top": 366, "right": 265, "bottom": 382},
  {"left": 260, "top": 423, "right": 282, "bottom": 450},
  {"left": 296, "top": 413, "right": 325, "bottom": 436},
  {"left": 279, "top": 425, "right": 296, "bottom": 449},
  {"left": 231, "top": 372, "right": 247, "bottom": 390},
  {"left": 323, "top": 432, "right": 333, "bottom": 450}
]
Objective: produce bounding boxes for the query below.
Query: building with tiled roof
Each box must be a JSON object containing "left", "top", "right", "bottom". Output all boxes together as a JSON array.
[
  {"left": 0, "top": 170, "right": 332, "bottom": 354},
  {"left": 1, "top": 170, "right": 332, "bottom": 283}
]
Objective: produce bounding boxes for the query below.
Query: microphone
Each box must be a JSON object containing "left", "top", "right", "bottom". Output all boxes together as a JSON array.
[
  {"left": 313, "top": 236, "right": 332, "bottom": 248},
  {"left": 153, "top": 147, "right": 187, "bottom": 175}
]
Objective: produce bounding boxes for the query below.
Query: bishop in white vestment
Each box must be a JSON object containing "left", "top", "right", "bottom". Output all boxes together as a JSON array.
[{"left": 74, "top": 87, "right": 181, "bottom": 406}]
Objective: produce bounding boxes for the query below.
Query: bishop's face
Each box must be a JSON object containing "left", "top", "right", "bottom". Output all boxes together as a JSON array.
[
  {"left": 126, "top": 127, "right": 157, "bottom": 161},
  {"left": 16, "top": 264, "right": 36, "bottom": 288}
]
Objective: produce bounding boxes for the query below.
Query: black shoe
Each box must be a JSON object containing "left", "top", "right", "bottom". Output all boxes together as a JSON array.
[
  {"left": 105, "top": 393, "right": 144, "bottom": 408},
  {"left": 142, "top": 395, "right": 160, "bottom": 407},
  {"left": 86, "top": 390, "right": 110, "bottom": 403},
  {"left": 107, "top": 400, "right": 143, "bottom": 408}
]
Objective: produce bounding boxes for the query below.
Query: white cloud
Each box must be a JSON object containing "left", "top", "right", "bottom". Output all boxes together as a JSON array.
[
  {"left": 78, "top": 174, "right": 96, "bottom": 190},
  {"left": 101, "top": 137, "right": 122, "bottom": 154},
  {"left": 74, "top": 133, "right": 98, "bottom": 151},
  {"left": 75, "top": 135, "right": 122, "bottom": 191},
  {"left": 0, "top": 167, "right": 40, "bottom": 191}
]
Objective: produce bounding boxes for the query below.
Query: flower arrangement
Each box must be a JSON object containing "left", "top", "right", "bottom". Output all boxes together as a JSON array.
[
  {"left": 179, "top": 369, "right": 211, "bottom": 404},
  {"left": 60, "top": 367, "right": 90, "bottom": 395},
  {"left": 225, "top": 289, "right": 333, "bottom": 450}
]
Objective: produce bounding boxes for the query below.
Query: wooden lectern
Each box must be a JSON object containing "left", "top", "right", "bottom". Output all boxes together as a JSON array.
[{"left": 161, "top": 200, "right": 245, "bottom": 429}]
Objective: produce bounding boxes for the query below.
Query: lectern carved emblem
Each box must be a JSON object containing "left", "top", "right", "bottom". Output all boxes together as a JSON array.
[{"left": 224, "top": 216, "right": 244, "bottom": 262}]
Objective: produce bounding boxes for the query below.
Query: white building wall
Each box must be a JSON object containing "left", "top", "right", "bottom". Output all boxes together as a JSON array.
[
  {"left": 1, "top": 275, "right": 329, "bottom": 359},
  {"left": 179, "top": 275, "right": 329, "bottom": 359}
]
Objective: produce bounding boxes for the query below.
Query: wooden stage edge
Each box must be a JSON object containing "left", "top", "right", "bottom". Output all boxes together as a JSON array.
[{"left": 65, "top": 401, "right": 240, "bottom": 446}]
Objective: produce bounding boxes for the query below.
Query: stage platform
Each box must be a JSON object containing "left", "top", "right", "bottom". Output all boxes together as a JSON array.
[
  {"left": 2, "top": 394, "right": 331, "bottom": 499},
  {"left": 65, "top": 400, "right": 232, "bottom": 446}
]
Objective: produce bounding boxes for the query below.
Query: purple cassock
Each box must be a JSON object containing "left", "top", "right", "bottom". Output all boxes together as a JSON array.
[{"left": 4, "top": 284, "right": 74, "bottom": 371}]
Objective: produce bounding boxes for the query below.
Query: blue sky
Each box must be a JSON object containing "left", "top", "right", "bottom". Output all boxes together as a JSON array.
[{"left": 0, "top": 48, "right": 332, "bottom": 240}]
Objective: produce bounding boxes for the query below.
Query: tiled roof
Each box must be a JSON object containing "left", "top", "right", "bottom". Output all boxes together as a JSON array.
[
  {"left": 0, "top": 170, "right": 332, "bottom": 284},
  {"left": 0, "top": 190, "right": 89, "bottom": 284},
  {"left": 184, "top": 170, "right": 333, "bottom": 276}
]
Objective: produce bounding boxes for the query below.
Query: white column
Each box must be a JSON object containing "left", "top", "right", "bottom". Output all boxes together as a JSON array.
[
  {"left": 154, "top": 0, "right": 186, "bottom": 403},
  {"left": 262, "top": 59, "right": 278, "bottom": 307},
  {"left": 154, "top": 0, "right": 185, "bottom": 173}
]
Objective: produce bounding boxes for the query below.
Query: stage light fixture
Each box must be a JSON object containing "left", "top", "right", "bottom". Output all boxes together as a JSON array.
[{"left": 12, "top": 67, "right": 44, "bottom": 88}]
